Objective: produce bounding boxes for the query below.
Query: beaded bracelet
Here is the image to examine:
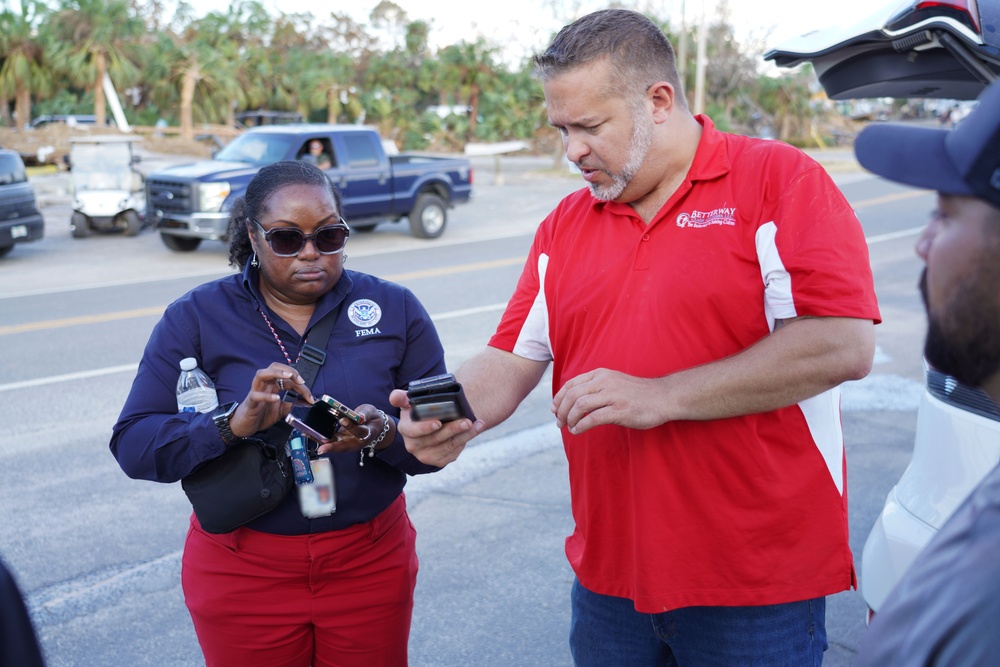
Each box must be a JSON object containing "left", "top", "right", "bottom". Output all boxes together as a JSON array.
[{"left": 360, "top": 409, "right": 391, "bottom": 467}]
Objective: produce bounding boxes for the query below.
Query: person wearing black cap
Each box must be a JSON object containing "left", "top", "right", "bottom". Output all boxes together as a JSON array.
[{"left": 853, "top": 79, "right": 1000, "bottom": 665}]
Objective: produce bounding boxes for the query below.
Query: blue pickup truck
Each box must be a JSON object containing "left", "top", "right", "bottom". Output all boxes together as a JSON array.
[{"left": 146, "top": 124, "right": 473, "bottom": 251}]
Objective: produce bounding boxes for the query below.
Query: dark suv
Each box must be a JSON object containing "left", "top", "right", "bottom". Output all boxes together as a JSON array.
[{"left": 0, "top": 149, "right": 45, "bottom": 257}]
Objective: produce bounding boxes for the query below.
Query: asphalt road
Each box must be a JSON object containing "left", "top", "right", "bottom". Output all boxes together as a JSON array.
[{"left": 0, "top": 148, "right": 934, "bottom": 666}]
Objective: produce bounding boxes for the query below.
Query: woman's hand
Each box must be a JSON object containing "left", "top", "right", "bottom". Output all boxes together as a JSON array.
[
  {"left": 315, "top": 404, "right": 396, "bottom": 456},
  {"left": 228, "top": 363, "right": 311, "bottom": 440}
]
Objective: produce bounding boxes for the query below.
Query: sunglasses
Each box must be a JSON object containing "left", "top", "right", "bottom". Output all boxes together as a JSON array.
[{"left": 252, "top": 219, "right": 350, "bottom": 257}]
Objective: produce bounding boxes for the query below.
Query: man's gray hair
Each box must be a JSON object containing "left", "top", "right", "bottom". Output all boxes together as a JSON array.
[{"left": 533, "top": 8, "right": 688, "bottom": 110}]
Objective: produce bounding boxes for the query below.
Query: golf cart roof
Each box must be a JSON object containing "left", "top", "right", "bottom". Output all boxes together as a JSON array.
[{"left": 69, "top": 135, "right": 143, "bottom": 144}]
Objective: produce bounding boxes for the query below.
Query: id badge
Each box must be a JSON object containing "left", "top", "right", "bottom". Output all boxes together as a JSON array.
[{"left": 297, "top": 457, "right": 336, "bottom": 518}]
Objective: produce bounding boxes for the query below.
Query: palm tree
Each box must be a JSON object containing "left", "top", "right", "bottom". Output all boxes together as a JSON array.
[
  {"left": 362, "top": 45, "right": 428, "bottom": 145},
  {"left": 436, "top": 38, "right": 499, "bottom": 141},
  {"left": 48, "top": 0, "right": 143, "bottom": 127},
  {"left": 755, "top": 72, "right": 816, "bottom": 143},
  {"left": 145, "top": 0, "right": 293, "bottom": 139},
  {"left": 476, "top": 64, "right": 545, "bottom": 142},
  {"left": 299, "top": 50, "right": 356, "bottom": 123},
  {"left": 0, "top": 0, "right": 52, "bottom": 129}
]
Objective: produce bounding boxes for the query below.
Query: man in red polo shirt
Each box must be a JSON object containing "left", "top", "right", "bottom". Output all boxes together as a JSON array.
[{"left": 393, "top": 8, "right": 879, "bottom": 665}]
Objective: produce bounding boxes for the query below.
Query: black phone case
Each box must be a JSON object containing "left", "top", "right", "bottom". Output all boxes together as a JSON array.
[
  {"left": 286, "top": 401, "right": 341, "bottom": 441},
  {"left": 407, "top": 376, "right": 476, "bottom": 422}
]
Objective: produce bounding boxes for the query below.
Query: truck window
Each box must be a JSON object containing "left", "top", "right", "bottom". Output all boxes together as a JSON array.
[
  {"left": 215, "top": 134, "right": 297, "bottom": 166},
  {"left": 342, "top": 134, "right": 380, "bottom": 168},
  {"left": 0, "top": 153, "right": 27, "bottom": 186}
]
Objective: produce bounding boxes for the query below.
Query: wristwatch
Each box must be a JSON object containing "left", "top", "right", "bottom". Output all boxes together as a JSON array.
[{"left": 212, "top": 401, "right": 240, "bottom": 444}]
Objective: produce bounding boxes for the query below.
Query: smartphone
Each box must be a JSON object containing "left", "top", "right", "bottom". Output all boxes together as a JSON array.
[
  {"left": 285, "top": 395, "right": 363, "bottom": 442},
  {"left": 315, "top": 395, "right": 364, "bottom": 425},
  {"left": 406, "top": 373, "right": 476, "bottom": 422}
]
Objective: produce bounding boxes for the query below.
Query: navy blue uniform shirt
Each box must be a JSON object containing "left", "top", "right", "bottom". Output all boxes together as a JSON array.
[
  {"left": 110, "top": 264, "right": 446, "bottom": 534},
  {"left": 0, "top": 558, "right": 45, "bottom": 667}
]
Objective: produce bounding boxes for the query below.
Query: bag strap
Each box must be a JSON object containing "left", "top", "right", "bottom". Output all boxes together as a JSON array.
[
  {"left": 261, "top": 306, "right": 340, "bottom": 446},
  {"left": 295, "top": 308, "right": 338, "bottom": 387}
]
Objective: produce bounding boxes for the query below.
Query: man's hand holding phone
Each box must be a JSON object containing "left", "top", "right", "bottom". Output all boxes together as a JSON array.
[
  {"left": 389, "top": 374, "right": 483, "bottom": 468},
  {"left": 406, "top": 373, "right": 476, "bottom": 423}
]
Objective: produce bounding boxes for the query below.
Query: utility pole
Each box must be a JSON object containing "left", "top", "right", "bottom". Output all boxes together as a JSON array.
[
  {"left": 677, "top": 0, "right": 688, "bottom": 86},
  {"left": 694, "top": 0, "right": 708, "bottom": 115}
]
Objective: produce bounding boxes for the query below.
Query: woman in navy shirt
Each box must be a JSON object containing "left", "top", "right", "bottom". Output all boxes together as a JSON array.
[{"left": 111, "top": 160, "right": 446, "bottom": 666}]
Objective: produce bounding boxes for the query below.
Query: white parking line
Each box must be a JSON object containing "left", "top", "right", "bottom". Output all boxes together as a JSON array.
[
  {"left": 0, "top": 304, "right": 510, "bottom": 392},
  {"left": 0, "top": 363, "right": 140, "bottom": 392},
  {"left": 866, "top": 226, "right": 925, "bottom": 244}
]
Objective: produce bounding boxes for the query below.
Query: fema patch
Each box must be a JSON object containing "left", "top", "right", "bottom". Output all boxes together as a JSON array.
[{"left": 348, "top": 299, "right": 382, "bottom": 328}]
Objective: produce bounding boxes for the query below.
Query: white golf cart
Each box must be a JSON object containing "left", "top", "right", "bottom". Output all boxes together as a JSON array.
[{"left": 69, "top": 135, "right": 145, "bottom": 238}]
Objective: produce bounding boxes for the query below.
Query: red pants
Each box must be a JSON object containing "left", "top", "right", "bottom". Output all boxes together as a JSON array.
[{"left": 181, "top": 495, "right": 417, "bottom": 667}]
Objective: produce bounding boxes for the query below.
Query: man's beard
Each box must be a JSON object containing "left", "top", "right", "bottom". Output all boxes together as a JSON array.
[
  {"left": 588, "top": 106, "right": 654, "bottom": 202},
  {"left": 920, "top": 268, "right": 1000, "bottom": 388}
]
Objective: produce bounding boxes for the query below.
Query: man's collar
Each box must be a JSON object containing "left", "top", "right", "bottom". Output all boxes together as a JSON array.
[{"left": 687, "top": 114, "right": 731, "bottom": 183}]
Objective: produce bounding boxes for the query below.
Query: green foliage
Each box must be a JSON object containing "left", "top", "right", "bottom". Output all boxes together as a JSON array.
[
  {"left": 0, "top": 0, "right": 823, "bottom": 147},
  {"left": 704, "top": 102, "right": 731, "bottom": 133},
  {"left": 130, "top": 104, "right": 167, "bottom": 126},
  {"left": 474, "top": 63, "right": 545, "bottom": 142},
  {"left": 32, "top": 89, "right": 92, "bottom": 116}
]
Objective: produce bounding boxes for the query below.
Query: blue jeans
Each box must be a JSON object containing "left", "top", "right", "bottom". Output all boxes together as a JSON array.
[{"left": 569, "top": 579, "right": 827, "bottom": 666}]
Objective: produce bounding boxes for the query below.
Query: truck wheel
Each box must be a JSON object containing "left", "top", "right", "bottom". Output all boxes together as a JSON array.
[
  {"left": 409, "top": 193, "right": 447, "bottom": 239},
  {"left": 123, "top": 211, "right": 142, "bottom": 237},
  {"left": 71, "top": 212, "right": 90, "bottom": 238},
  {"left": 161, "top": 233, "right": 202, "bottom": 252}
]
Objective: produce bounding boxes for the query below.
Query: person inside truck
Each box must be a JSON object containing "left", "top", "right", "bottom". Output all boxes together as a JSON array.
[{"left": 301, "top": 139, "right": 332, "bottom": 169}]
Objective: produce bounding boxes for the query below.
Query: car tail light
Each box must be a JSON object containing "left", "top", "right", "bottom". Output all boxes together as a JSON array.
[{"left": 887, "top": 0, "right": 982, "bottom": 33}]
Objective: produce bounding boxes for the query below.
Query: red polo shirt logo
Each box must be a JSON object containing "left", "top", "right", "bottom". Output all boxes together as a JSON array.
[{"left": 676, "top": 207, "right": 737, "bottom": 228}]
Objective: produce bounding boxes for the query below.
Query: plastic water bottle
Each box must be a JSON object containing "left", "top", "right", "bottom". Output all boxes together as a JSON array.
[{"left": 176, "top": 357, "right": 219, "bottom": 413}]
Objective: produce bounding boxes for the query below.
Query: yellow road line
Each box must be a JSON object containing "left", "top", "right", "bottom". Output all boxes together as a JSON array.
[
  {"left": 0, "top": 194, "right": 930, "bottom": 338},
  {"left": 853, "top": 189, "right": 931, "bottom": 209},
  {"left": 0, "top": 307, "right": 166, "bottom": 336},
  {"left": 386, "top": 256, "right": 526, "bottom": 281},
  {"left": 0, "top": 258, "right": 527, "bottom": 336}
]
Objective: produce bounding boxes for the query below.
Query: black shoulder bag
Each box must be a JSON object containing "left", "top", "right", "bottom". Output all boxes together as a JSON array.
[{"left": 181, "top": 310, "right": 337, "bottom": 534}]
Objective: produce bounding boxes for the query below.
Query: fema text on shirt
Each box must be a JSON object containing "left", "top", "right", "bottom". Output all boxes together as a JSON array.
[{"left": 348, "top": 299, "right": 382, "bottom": 337}]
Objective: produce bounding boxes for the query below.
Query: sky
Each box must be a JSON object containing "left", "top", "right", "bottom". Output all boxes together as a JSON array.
[{"left": 223, "top": 0, "right": 888, "bottom": 63}]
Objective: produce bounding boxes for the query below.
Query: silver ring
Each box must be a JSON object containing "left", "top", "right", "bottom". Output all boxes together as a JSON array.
[{"left": 277, "top": 378, "right": 285, "bottom": 391}]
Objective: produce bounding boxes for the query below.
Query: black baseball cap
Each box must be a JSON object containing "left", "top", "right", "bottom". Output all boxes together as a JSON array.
[{"left": 854, "top": 79, "right": 1000, "bottom": 209}]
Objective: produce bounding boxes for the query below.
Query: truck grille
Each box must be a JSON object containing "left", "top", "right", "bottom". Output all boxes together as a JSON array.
[
  {"left": 146, "top": 177, "right": 194, "bottom": 216},
  {"left": 0, "top": 184, "right": 41, "bottom": 219}
]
